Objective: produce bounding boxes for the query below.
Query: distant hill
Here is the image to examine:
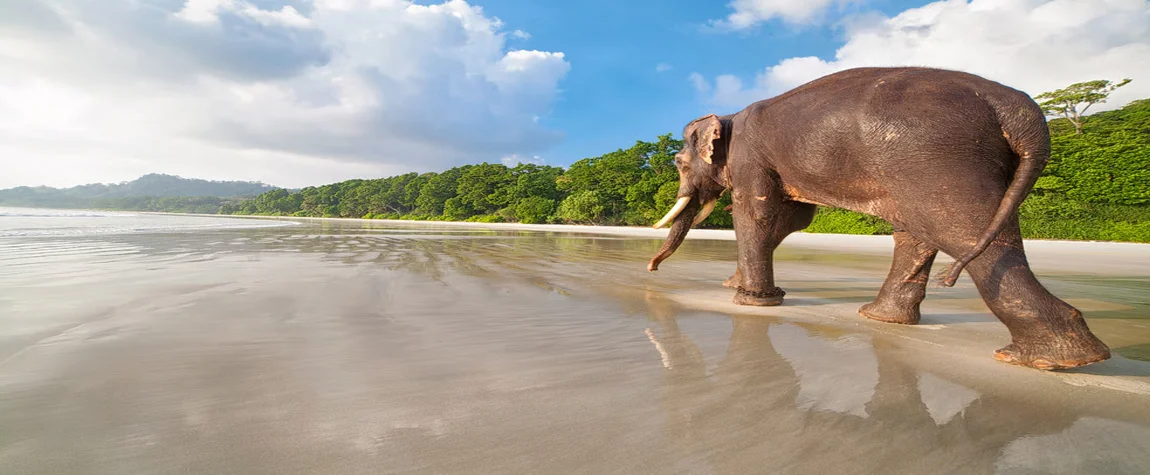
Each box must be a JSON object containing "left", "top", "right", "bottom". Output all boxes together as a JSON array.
[{"left": 0, "top": 174, "right": 279, "bottom": 209}]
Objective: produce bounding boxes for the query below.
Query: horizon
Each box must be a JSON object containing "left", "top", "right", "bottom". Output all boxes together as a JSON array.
[{"left": 3, "top": 0, "right": 1149, "bottom": 190}]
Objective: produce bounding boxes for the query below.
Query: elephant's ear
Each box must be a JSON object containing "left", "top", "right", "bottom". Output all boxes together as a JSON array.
[{"left": 691, "top": 114, "right": 722, "bottom": 165}]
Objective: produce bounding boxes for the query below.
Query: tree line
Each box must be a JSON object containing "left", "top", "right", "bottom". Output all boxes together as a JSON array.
[
  {"left": 220, "top": 134, "right": 743, "bottom": 228},
  {"left": 220, "top": 89, "right": 1150, "bottom": 242}
]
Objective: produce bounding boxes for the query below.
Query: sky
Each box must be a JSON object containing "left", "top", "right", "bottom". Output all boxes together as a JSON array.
[{"left": 1, "top": 0, "right": 1149, "bottom": 189}]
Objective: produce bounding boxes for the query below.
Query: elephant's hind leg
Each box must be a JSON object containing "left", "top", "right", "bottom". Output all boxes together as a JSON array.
[
  {"left": 903, "top": 207, "right": 1109, "bottom": 369},
  {"left": 959, "top": 234, "right": 1110, "bottom": 370},
  {"left": 859, "top": 229, "right": 938, "bottom": 324}
]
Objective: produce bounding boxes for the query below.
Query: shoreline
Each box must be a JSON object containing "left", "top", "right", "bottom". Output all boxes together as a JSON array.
[
  {"left": 150, "top": 211, "right": 1150, "bottom": 257},
  {"left": 6, "top": 205, "right": 1147, "bottom": 259}
]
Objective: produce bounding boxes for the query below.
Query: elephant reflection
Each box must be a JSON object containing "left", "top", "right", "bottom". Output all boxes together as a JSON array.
[{"left": 641, "top": 295, "right": 1150, "bottom": 474}]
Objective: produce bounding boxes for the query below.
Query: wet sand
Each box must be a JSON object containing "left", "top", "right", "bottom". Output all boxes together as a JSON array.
[{"left": 1, "top": 217, "right": 1149, "bottom": 474}]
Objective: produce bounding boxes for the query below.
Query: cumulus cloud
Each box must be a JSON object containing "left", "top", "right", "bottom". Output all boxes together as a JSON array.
[
  {"left": 694, "top": 0, "right": 1150, "bottom": 112},
  {"left": 713, "top": 0, "right": 856, "bottom": 28},
  {"left": 0, "top": 0, "right": 570, "bottom": 188}
]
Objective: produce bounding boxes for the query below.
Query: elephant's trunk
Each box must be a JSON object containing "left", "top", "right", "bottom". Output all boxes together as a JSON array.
[{"left": 648, "top": 198, "right": 701, "bottom": 272}]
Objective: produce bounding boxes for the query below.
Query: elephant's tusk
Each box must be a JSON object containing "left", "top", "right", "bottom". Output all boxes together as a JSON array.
[
  {"left": 693, "top": 199, "right": 717, "bottom": 226},
  {"left": 653, "top": 197, "right": 692, "bottom": 229}
]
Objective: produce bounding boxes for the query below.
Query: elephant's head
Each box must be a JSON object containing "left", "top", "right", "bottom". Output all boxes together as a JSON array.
[{"left": 648, "top": 113, "right": 731, "bottom": 272}]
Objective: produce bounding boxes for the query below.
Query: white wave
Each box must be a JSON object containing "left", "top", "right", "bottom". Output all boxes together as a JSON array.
[
  {"left": 0, "top": 222, "right": 297, "bottom": 237},
  {"left": 0, "top": 210, "right": 139, "bottom": 218},
  {"left": 0, "top": 207, "right": 299, "bottom": 237}
]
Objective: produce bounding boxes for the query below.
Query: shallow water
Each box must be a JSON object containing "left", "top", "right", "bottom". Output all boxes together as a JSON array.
[{"left": 1, "top": 211, "right": 1149, "bottom": 474}]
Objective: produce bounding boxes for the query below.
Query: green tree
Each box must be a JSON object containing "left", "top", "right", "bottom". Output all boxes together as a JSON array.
[
  {"left": 403, "top": 173, "right": 433, "bottom": 214},
  {"left": 557, "top": 134, "right": 685, "bottom": 225},
  {"left": 443, "top": 197, "right": 471, "bottom": 221},
  {"left": 623, "top": 134, "right": 685, "bottom": 224},
  {"left": 555, "top": 190, "right": 606, "bottom": 224},
  {"left": 379, "top": 173, "right": 420, "bottom": 215},
  {"left": 299, "top": 184, "right": 341, "bottom": 217},
  {"left": 456, "top": 163, "right": 514, "bottom": 216},
  {"left": 504, "top": 164, "right": 565, "bottom": 203},
  {"left": 1035, "top": 78, "right": 1132, "bottom": 134},
  {"left": 513, "top": 196, "right": 556, "bottom": 224},
  {"left": 240, "top": 188, "right": 303, "bottom": 215},
  {"left": 415, "top": 167, "right": 467, "bottom": 216},
  {"left": 335, "top": 179, "right": 372, "bottom": 218}
]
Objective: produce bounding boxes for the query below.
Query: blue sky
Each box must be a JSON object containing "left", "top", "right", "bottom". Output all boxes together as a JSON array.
[
  {"left": 1, "top": 0, "right": 1148, "bottom": 188},
  {"left": 467, "top": 0, "right": 923, "bottom": 162}
]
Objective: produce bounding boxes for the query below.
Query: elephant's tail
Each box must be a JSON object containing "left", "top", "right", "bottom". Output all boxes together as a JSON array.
[{"left": 936, "top": 91, "right": 1051, "bottom": 287}]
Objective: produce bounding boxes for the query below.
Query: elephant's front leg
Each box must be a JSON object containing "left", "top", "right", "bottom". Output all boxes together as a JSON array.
[
  {"left": 731, "top": 186, "right": 789, "bottom": 306},
  {"left": 724, "top": 200, "right": 814, "bottom": 291},
  {"left": 858, "top": 229, "right": 938, "bottom": 324}
]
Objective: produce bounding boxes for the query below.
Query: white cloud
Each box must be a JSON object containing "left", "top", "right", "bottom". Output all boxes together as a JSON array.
[
  {"left": 175, "top": 0, "right": 312, "bottom": 28},
  {"left": 175, "top": 0, "right": 230, "bottom": 24},
  {"left": 241, "top": 5, "right": 313, "bottom": 28},
  {"left": 0, "top": 0, "right": 570, "bottom": 189},
  {"left": 694, "top": 0, "right": 1150, "bottom": 112},
  {"left": 511, "top": 29, "right": 531, "bottom": 40},
  {"left": 713, "top": 0, "right": 855, "bottom": 28},
  {"left": 656, "top": 63, "right": 673, "bottom": 73},
  {"left": 499, "top": 154, "right": 545, "bottom": 167}
]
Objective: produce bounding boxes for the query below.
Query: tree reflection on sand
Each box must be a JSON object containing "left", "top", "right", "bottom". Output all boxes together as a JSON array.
[{"left": 25, "top": 219, "right": 1150, "bottom": 363}]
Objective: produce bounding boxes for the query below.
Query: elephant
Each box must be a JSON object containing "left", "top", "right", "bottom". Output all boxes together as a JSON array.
[{"left": 645, "top": 66, "right": 1111, "bottom": 371}]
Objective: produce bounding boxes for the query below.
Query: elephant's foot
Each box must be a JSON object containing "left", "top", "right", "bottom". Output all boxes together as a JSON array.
[
  {"left": 858, "top": 299, "right": 921, "bottom": 325},
  {"left": 993, "top": 337, "right": 1111, "bottom": 371},
  {"left": 734, "top": 287, "right": 785, "bottom": 307},
  {"left": 722, "top": 273, "right": 740, "bottom": 289}
]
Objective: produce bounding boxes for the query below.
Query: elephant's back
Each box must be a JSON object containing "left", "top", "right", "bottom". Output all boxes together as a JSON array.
[
  {"left": 741, "top": 67, "right": 1028, "bottom": 220},
  {"left": 756, "top": 67, "right": 1015, "bottom": 128},
  {"left": 750, "top": 67, "right": 1022, "bottom": 168}
]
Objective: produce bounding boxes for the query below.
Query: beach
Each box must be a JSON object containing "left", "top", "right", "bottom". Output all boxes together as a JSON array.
[{"left": 1, "top": 208, "right": 1149, "bottom": 474}]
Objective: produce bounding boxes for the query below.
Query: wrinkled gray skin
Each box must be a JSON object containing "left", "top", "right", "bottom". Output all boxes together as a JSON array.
[{"left": 647, "top": 67, "right": 1110, "bottom": 371}]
